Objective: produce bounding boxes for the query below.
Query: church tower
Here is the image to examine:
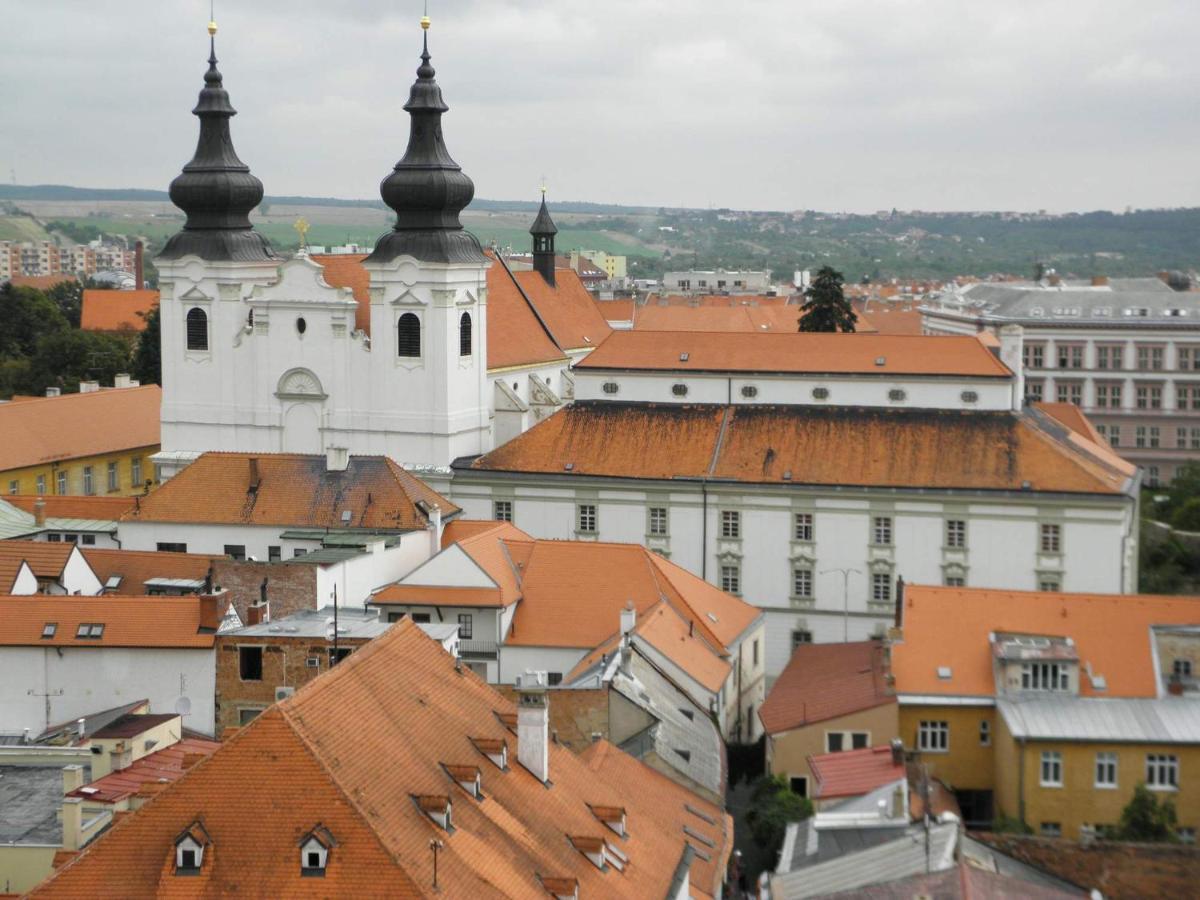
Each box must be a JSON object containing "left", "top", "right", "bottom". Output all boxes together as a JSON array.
[
  {"left": 530, "top": 192, "right": 558, "bottom": 286},
  {"left": 155, "top": 18, "right": 279, "bottom": 479},
  {"left": 363, "top": 15, "right": 492, "bottom": 467}
]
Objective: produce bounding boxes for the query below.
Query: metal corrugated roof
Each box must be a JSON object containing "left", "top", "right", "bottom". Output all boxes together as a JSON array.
[{"left": 998, "top": 697, "right": 1200, "bottom": 743}]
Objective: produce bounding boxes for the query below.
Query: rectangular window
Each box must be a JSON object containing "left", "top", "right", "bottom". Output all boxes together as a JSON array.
[
  {"left": 1136, "top": 426, "right": 1148, "bottom": 448},
  {"left": 793, "top": 512, "right": 813, "bottom": 541},
  {"left": 577, "top": 504, "right": 597, "bottom": 534},
  {"left": 293, "top": 548, "right": 307, "bottom": 558},
  {"left": 1040, "top": 822, "right": 1062, "bottom": 838},
  {"left": 752, "top": 639, "right": 759, "bottom": 666},
  {"left": 1149, "top": 426, "right": 1160, "bottom": 449},
  {"left": 1146, "top": 754, "right": 1179, "bottom": 790},
  {"left": 1096, "top": 344, "right": 1124, "bottom": 370},
  {"left": 1021, "top": 662, "right": 1071, "bottom": 691},
  {"left": 1040, "top": 523, "right": 1061, "bottom": 554},
  {"left": 238, "top": 708, "right": 263, "bottom": 726},
  {"left": 547, "top": 672, "right": 563, "bottom": 686},
  {"left": 224, "top": 545, "right": 246, "bottom": 561},
  {"left": 945, "top": 519, "right": 966, "bottom": 549},
  {"left": 106, "top": 461, "right": 118, "bottom": 492},
  {"left": 1137, "top": 345, "right": 1165, "bottom": 371},
  {"left": 720, "top": 564, "right": 741, "bottom": 595},
  {"left": 1057, "top": 343, "right": 1084, "bottom": 369},
  {"left": 979, "top": 720, "right": 990, "bottom": 746},
  {"left": 872, "top": 573, "right": 892, "bottom": 603},
  {"left": 268, "top": 546, "right": 282, "bottom": 562},
  {"left": 721, "top": 510, "right": 741, "bottom": 539},
  {"left": 1040, "top": 751, "right": 1063, "bottom": 786},
  {"left": 1095, "top": 752, "right": 1118, "bottom": 788},
  {"left": 1025, "top": 380, "right": 1044, "bottom": 402},
  {"left": 1095, "top": 383, "right": 1122, "bottom": 408},
  {"left": 1178, "top": 345, "right": 1200, "bottom": 371},
  {"left": 1136, "top": 383, "right": 1163, "bottom": 409},
  {"left": 156, "top": 542, "right": 188, "bottom": 553},
  {"left": 944, "top": 574, "right": 966, "bottom": 587},
  {"left": 1177, "top": 384, "right": 1200, "bottom": 411},
  {"left": 75, "top": 623, "right": 104, "bottom": 639},
  {"left": 792, "top": 567, "right": 813, "bottom": 599},
  {"left": 826, "top": 732, "right": 844, "bottom": 753},
  {"left": 493, "top": 500, "right": 513, "bottom": 522},
  {"left": 648, "top": 506, "right": 668, "bottom": 536},
  {"left": 5, "top": 479, "right": 17, "bottom": 495},
  {"left": 1023, "top": 343, "right": 1045, "bottom": 369},
  {"left": 238, "top": 646, "right": 263, "bottom": 681},
  {"left": 1174, "top": 659, "right": 1193, "bottom": 678},
  {"left": 1147, "top": 466, "right": 1161, "bottom": 488},
  {"left": 1056, "top": 381, "right": 1083, "bottom": 405},
  {"left": 1039, "top": 576, "right": 1061, "bottom": 592},
  {"left": 1106, "top": 424, "right": 1121, "bottom": 447},
  {"left": 409, "top": 612, "right": 431, "bottom": 624},
  {"left": 457, "top": 614, "right": 473, "bottom": 640},
  {"left": 791, "top": 630, "right": 812, "bottom": 650},
  {"left": 789, "top": 776, "right": 809, "bottom": 797},
  {"left": 36, "top": 474, "right": 46, "bottom": 494},
  {"left": 872, "top": 516, "right": 893, "bottom": 546},
  {"left": 917, "top": 720, "right": 949, "bottom": 752},
  {"left": 82, "top": 466, "right": 94, "bottom": 496},
  {"left": 81, "top": 534, "right": 95, "bottom": 546},
  {"left": 851, "top": 732, "right": 869, "bottom": 750}
]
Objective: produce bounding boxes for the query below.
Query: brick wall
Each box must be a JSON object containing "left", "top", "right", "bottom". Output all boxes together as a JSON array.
[{"left": 211, "top": 559, "right": 317, "bottom": 623}]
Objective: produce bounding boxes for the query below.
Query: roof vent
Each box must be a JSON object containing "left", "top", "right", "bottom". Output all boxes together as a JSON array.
[
  {"left": 875, "top": 356, "right": 886, "bottom": 366},
  {"left": 679, "top": 352, "right": 690, "bottom": 362},
  {"left": 340, "top": 510, "right": 352, "bottom": 524},
  {"left": 936, "top": 666, "right": 952, "bottom": 680},
  {"left": 564, "top": 462, "right": 575, "bottom": 471}
]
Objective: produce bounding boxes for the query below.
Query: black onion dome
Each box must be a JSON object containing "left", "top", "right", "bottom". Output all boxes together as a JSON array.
[
  {"left": 530, "top": 196, "right": 558, "bottom": 236},
  {"left": 158, "top": 39, "right": 275, "bottom": 262},
  {"left": 366, "top": 32, "right": 488, "bottom": 265}
]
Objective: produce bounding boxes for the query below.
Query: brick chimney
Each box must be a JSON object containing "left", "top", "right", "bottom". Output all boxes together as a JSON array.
[
  {"left": 1091, "top": 275, "right": 1109, "bottom": 287},
  {"left": 33, "top": 496, "right": 46, "bottom": 526},
  {"left": 135, "top": 241, "right": 144, "bottom": 289},
  {"left": 516, "top": 670, "right": 550, "bottom": 782},
  {"left": 198, "top": 591, "right": 223, "bottom": 632}
]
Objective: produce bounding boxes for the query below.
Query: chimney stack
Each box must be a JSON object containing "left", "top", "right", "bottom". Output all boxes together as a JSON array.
[
  {"left": 45, "top": 387, "right": 62, "bottom": 398},
  {"left": 33, "top": 496, "right": 46, "bottom": 526},
  {"left": 890, "top": 738, "right": 904, "bottom": 767},
  {"left": 62, "top": 764, "right": 85, "bottom": 795},
  {"left": 997, "top": 325, "right": 1025, "bottom": 411},
  {"left": 62, "top": 797, "right": 84, "bottom": 851},
  {"left": 325, "top": 446, "right": 349, "bottom": 473},
  {"left": 76, "top": 718, "right": 86, "bottom": 741},
  {"left": 135, "top": 241, "right": 144, "bottom": 289},
  {"left": 516, "top": 670, "right": 550, "bottom": 783},
  {"left": 114, "top": 373, "right": 132, "bottom": 389},
  {"left": 199, "top": 591, "right": 222, "bottom": 632},
  {"left": 620, "top": 600, "right": 636, "bottom": 636},
  {"left": 429, "top": 503, "right": 443, "bottom": 557}
]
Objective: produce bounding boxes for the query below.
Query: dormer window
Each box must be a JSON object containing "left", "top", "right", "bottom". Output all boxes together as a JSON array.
[
  {"left": 539, "top": 876, "right": 580, "bottom": 900},
  {"left": 569, "top": 835, "right": 607, "bottom": 870},
  {"left": 589, "top": 804, "right": 627, "bottom": 836},
  {"left": 173, "top": 822, "right": 211, "bottom": 876},
  {"left": 445, "top": 764, "right": 483, "bottom": 799},
  {"left": 416, "top": 795, "right": 453, "bottom": 830},
  {"left": 472, "top": 737, "right": 509, "bottom": 769},
  {"left": 299, "top": 826, "right": 335, "bottom": 877},
  {"left": 1021, "top": 662, "right": 1071, "bottom": 692}
]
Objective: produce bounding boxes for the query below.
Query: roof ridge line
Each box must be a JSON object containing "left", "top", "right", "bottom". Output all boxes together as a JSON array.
[
  {"left": 645, "top": 554, "right": 724, "bottom": 651},
  {"left": 706, "top": 407, "right": 732, "bottom": 477},
  {"left": 495, "top": 251, "right": 563, "bottom": 352}
]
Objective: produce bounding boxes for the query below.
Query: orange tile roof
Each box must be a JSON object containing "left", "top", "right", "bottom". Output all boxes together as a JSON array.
[
  {"left": 808, "top": 745, "right": 904, "bottom": 799},
  {"left": 0, "top": 540, "right": 76, "bottom": 583},
  {"left": 123, "top": 452, "right": 457, "bottom": 528},
  {"left": 5, "top": 495, "right": 137, "bottom": 520},
  {"left": 79, "top": 290, "right": 159, "bottom": 332},
  {"left": 632, "top": 304, "right": 816, "bottom": 334},
  {"left": 372, "top": 584, "right": 505, "bottom": 608},
  {"left": 631, "top": 601, "right": 732, "bottom": 693},
  {"left": 82, "top": 548, "right": 220, "bottom": 594},
  {"left": 597, "top": 298, "right": 635, "bottom": 322},
  {"left": 850, "top": 300, "right": 926, "bottom": 335},
  {"left": 8, "top": 274, "right": 77, "bottom": 291},
  {"left": 759, "top": 641, "right": 894, "bottom": 735},
  {"left": 486, "top": 254, "right": 571, "bottom": 370},
  {"left": 1035, "top": 401, "right": 1105, "bottom": 445},
  {"left": 440, "top": 518, "right": 510, "bottom": 548},
  {"left": 470, "top": 404, "right": 1133, "bottom": 495},
  {"left": 892, "top": 585, "right": 1200, "bottom": 699},
  {"left": 31, "top": 618, "right": 722, "bottom": 898},
  {"left": 309, "top": 253, "right": 372, "bottom": 335},
  {"left": 0, "top": 595, "right": 219, "bottom": 648},
  {"left": 68, "top": 737, "right": 221, "bottom": 804},
  {"left": 0, "top": 385, "right": 160, "bottom": 471},
  {"left": 578, "top": 331, "right": 1012, "bottom": 377},
  {"left": 511, "top": 267, "right": 612, "bottom": 352}
]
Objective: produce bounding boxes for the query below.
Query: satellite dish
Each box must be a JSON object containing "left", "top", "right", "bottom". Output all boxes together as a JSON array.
[{"left": 174, "top": 696, "right": 192, "bottom": 717}]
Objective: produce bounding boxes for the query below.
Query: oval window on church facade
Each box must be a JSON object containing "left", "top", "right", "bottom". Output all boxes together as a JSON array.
[
  {"left": 397, "top": 313, "right": 421, "bottom": 358},
  {"left": 296, "top": 317, "right": 307, "bottom": 335}
]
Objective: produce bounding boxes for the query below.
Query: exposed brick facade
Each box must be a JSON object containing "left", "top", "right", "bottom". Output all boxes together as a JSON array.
[{"left": 211, "top": 559, "right": 317, "bottom": 623}]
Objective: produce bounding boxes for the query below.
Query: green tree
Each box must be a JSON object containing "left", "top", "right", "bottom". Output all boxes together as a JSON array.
[
  {"left": 1172, "top": 497, "right": 1200, "bottom": 532},
  {"left": 47, "top": 279, "right": 84, "bottom": 328},
  {"left": 24, "top": 330, "right": 132, "bottom": 395},
  {"left": 798, "top": 266, "right": 856, "bottom": 333},
  {"left": 132, "top": 305, "right": 161, "bottom": 386},
  {"left": 744, "top": 775, "right": 813, "bottom": 860},
  {"left": 0, "top": 283, "right": 70, "bottom": 359},
  {"left": 1116, "top": 783, "right": 1178, "bottom": 842}
]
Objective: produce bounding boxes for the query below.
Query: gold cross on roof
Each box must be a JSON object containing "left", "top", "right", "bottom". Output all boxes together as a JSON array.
[{"left": 293, "top": 217, "right": 310, "bottom": 247}]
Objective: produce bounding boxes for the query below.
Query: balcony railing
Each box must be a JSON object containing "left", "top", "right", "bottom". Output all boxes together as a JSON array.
[{"left": 459, "top": 640, "right": 498, "bottom": 660}]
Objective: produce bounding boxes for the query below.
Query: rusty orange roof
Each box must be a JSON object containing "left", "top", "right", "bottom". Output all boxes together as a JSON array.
[
  {"left": 578, "top": 330, "right": 1012, "bottom": 377},
  {"left": 80, "top": 290, "right": 158, "bottom": 332},
  {"left": 0, "top": 540, "right": 77, "bottom": 583},
  {"left": 8, "top": 274, "right": 77, "bottom": 291},
  {"left": 511, "top": 267, "right": 612, "bottom": 353},
  {"left": 893, "top": 586, "right": 1200, "bottom": 699},
  {"left": 632, "top": 304, "right": 817, "bottom": 334},
  {"left": 309, "top": 253, "right": 372, "bottom": 335},
  {"left": 0, "top": 595, "right": 220, "bottom": 648},
  {"left": 82, "top": 548, "right": 220, "bottom": 594},
  {"left": 645, "top": 293, "right": 795, "bottom": 308},
  {"left": 123, "top": 452, "right": 457, "bottom": 529},
  {"left": 486, "top": 253, "right": 570, "bottom": 370},
  {"left": 31, "top": 618, "right": 723, "bottom": 898},
  {"left": 6, "top": 495, "right": 136, "bottom": 520},
  {"left": 809, "top": 745, "right": 905, "bottom": 800},
  {"left": 1035, "top": 401, "right": 1104, "bottom": 444},
  {"left": 850, "top": 300, "right": 926, "bottom": 335},
  {"left": 470, "top": 403, "right": 1134, "bottom": 495},
  {"left": 759, "top": 641, "right": 893, "bottom": 735},
  {"left": 597, "top": 298, "right": 635, "bottom": 322},
  {"left": 0, "top": 385, "right": 160, "bottom": 471},
  {"left": 373, "top": 584, "right": 505, "bottom": 608},
  {"left": 68, "top": 737, "right": 220, "bottom": 804}
]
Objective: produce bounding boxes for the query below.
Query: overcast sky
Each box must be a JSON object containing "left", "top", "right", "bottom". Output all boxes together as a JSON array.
[{"left": 3, "top": 0, "right": 1198, "bottom": 213}]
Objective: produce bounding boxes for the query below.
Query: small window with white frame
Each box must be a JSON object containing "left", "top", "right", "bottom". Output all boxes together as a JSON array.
[
  {"left": 577, "top": 504, "right": 597, "bottom": 534},
  {"left": 1021, "top": 662, "right": 1071, "bottom": 692},
  {"left": 1095, "top": 752, "right": 1117, "bottom": 788},
  {"left": 793, "top": 512, "right": 813, "bottom": 542},
  {"left": 493, "top": 499, "right": 513, "bottom": 522},
  {"left": 721, "top": 510, "right": 741, "bottom": 539},
  {"left": 1040, "top": 751, "right": 1063, "bottom": 786},
  {"left": 792, "top": 567, "right": 813, "bottom": 599},
  {"left": 872, "top": 516, "right": 892, "bottom": 546},
  {"left": 1145, "top": 753, "right": 1178, "bottom": 790},
  {"left": 917, "top": 720, "right": 948, "bottom": 752},
  {"left": 945, "top": 519, "right": 966, "bottom": 549},
  {"left": 871, "top": 573, "right": 892, "bottom": 604},
  {"left": 720, "top": 564, "right": 741, "bottom": 595},
  {"left": 1039, "top": 523, "right": 1061, "bottom": 554},
  {"left": 648, "top": 506, "right": 668, "bottom": 536},
  {"left": 791, "top": 629, "right": 812, "bottom": 649}
]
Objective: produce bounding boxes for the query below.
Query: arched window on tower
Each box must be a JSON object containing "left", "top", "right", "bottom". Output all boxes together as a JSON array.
[
  {"left": 397, "top": 313, "right": 421, "bottom": 358},
  {"left": 459, "top": 312, "right": 472, "bottom": 357},
  {"left": 186, "top": 307, "right": 208, "bottom": 351}
]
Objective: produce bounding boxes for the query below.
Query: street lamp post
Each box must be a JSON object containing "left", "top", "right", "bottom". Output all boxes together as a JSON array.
[{"left": 820, "top": 567, "right": 861, "bottom": 643}]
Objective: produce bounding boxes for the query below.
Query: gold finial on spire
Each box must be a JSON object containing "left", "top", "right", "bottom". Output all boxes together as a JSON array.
[
  {"left": 293, "top": 217, "right": 310, "bottom": 249},
  {"left": 208, "top": 19, "right": 218, "bottom": 35},
  {"left": 421, "top": 0, "right": 430, "bottom": 30},
  {"left": 540, "top": 175, "right": 547, "bottom": 196},
  {"left": 208, "top": 0, "right": 217, "bottom": 35}
]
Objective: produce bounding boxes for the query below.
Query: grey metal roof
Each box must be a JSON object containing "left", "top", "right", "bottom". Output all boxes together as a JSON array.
[
  {"left": 772, "top": 821, "right": 958, "bottom": 899},
  {"left": 997, "top": 697, "right": 1200, "bottom": 743},
  {"left": 926, "top": 280, "right": 1200, "bottom": 326},
  {"left": 38, "top": 699, "right": 149, "bottom": 745},
  {"left": 0, "top": 765, "right": 85, "bottom": 844},
  {"left": 779, "top": 820, "right": 909, "bottom": 872},
  {"left": 229, "top": 607, "right": 391, "bottom": 640}
]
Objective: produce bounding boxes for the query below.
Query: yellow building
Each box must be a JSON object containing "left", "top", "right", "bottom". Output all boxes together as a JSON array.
[
  {"left": 0, "top": 383, "right": 160, "bottom": 497},
  {"left": 572, "top": 249, "right": 627, "bottom": 279},
  {"left": 891, "top": 585, "right": 1200, "bottom": 838}
]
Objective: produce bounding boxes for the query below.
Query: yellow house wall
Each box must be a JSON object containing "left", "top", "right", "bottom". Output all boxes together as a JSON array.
[
  {"left": 0, "top": 845, "right": 58, "bottom": 895},
  {"left": 900, "top": 704, "right": 995, "bottom": 791},
  {"left": 992, "top": 711, "right": 1021, "bottom": 824},
  {"left": 1, "top": 444, "right": 159, "bottom": 497},
  {"left": 767, "top": 703, "right": 899, "bottom": 797}
]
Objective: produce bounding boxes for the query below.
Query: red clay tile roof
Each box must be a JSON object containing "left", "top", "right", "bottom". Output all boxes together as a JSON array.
[
  {"left": 6, "top": 495, "right": 137, "bottom": 520},
  {"left": 0, "top": 595, "right": 219, "bottom": 648},
  {"left": 597, "top": 298, "right": 635, "bottom": 322},
  {"left": 578, "top": 331, "right": 1011, "bottom": 377},
  {"left": 511, "top": 267, "right": 612, "bottom": 352},
  {"left": 8, "top": 274, "right": 77, "bottom": 291},
  {"left": 850, "top": 300, "right": 926, "bottom": 335},
  {"left": 486, "top": 254, "right": 571, "bottom": 370},
  {"left": 440, "top": 518, "right": 511, "bottom": 548},
  {"left": 645, "top": 294, "right": 795, "bottom": 308},
  {"left": 0, "top": 385, "right": 160, "bottom": 471},
  {"left": 122, "top": 452, "right": 457, "bottom": 528},
  {"left": 0, "top": 540, "right": 76, "bottom": 583},
  {"left": 470, "top": 404, "right": 1133, "bottom": 495},
  {"left": 31, "top": 618, "right": 722, "bottom": 898},
  {"left": 759, "top": 641, "right": 893, "bottom": 735},
  {"left": 82, "top": 548, "right": 220, "bottom": 594},
  {"left": 632, "top": 304, "right": 817, "bottom": 334},
  {"left": 373, "top": 584, "right": 505, "bottom": 608},
  {"left": 1035, "top": 401, "right": 1104, "bottom": 444},
  {"left": 309, "top": 254, "right": 372, "bottom": 335},
  {"left": 68, "top": 737, "right": 220, "bottom": 804},
  {"left": 79, "top": 290, "right": 158, "bottom": 332},
  {"left": 893, "top": 586, "right": 1200, "bottom": 699},
  {"left": 809, "top": 745, "right": 904, "bottom": 799}
]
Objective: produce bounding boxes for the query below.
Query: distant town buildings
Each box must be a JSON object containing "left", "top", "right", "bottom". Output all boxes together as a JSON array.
[
  {"left": 0, "top": 239, "right": 137, "bottom": 282},
  {"left": 662, "top": 268, "right": 772, "bottom": 294}
]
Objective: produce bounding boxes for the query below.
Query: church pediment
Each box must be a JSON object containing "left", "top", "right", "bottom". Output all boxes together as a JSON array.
[
  {"left": 250, "top": 256, "right": 355, "bottom": 307},
  {"left": 178, "top": 285, "right": 211, "bottom": 303},
  {"left": 389, "top": 288, "right": 426, "bottom": 307}
]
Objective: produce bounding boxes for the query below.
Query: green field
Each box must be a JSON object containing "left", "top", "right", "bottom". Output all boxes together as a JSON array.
[{"left": 0, "top": 215, "right": 50, "bottom": 242}]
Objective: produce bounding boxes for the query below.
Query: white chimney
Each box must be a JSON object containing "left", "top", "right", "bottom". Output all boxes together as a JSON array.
[
  {"left": 62, "top": 797, "right": 84, "bottom": 851},
  {"left": 998, "top": 325, "right": 1025, "bottom": 411},
  {"left": 620, "top": 600, "right": 636, "bottom": 636},
  {"left": 45, "top": 387, "right": 61, "bottom": 398},
  {"left": 325, "top": 446, "right": 349, "bottom": 472},
  {"left": 429, "top": 503, "right": 443, "bottom": 557},
  {"left": 76, "top": 718, "right": 86, "bottom": 741},
  {"left": 113, "top": 373, "right": 132, "bottom": 389},
  {"left": 79, "top": 381, "right": 100, "bottom": 394},
  {"left": 516, "top": 670, "right": 550, "bottom": 783}
]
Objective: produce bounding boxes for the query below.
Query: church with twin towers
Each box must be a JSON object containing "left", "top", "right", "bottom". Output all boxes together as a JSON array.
[{"left": 154, "top": 14, "right": 610, "bottom": 481}]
